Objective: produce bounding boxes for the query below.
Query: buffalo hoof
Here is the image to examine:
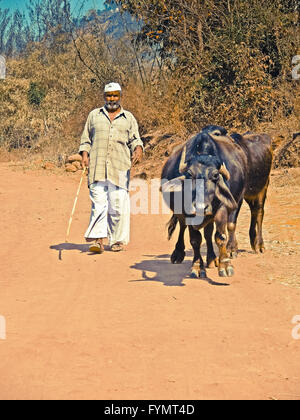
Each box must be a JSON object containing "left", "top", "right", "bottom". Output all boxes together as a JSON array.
[
  {"left": 219, "top": 266, "right": 234, "bottom": 277},
  {"left": 219, "top": 268, "right": 228, "bottom": 277},
  {"left": 190, "top": 268, "right": 207, "bottom": 279},
  {"left": 252, "top": 242, "right": 265, "bottom": 254},
  {"left": 253, "top": 246, "right": 265, "bottom": 254},
  {"left": 226, "top": 266, "right": 235, "bottom": 277},
  {"left": 171, "top": 249, "right": 185, "bottom": 264}
]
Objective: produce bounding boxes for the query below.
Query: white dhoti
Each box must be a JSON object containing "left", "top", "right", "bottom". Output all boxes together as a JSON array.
[{"left": 85, "top": 181, "right": 130, "bottom": 245}]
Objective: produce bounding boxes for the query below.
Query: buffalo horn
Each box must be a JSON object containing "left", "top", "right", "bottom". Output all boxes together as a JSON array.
[
  {"left": 219, "top": 163, "right": 230, "bottom": 180},
  {"left": 179, "top": 146, "right": 187, "bottom": 174},
  {"left": 160, "top": 175, "right": 186, "bottom": 192}
]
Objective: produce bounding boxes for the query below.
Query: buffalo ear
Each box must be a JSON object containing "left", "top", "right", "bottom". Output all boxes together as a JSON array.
[{"left": 215, "top": 176, "right": 237, "bottom": 210}]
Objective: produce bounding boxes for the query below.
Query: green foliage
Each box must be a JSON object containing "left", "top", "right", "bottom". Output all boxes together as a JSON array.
[
  {"left": 27, "top": 81, "right": 47, "bottom": 106},
  {"left": 108, "top": 0, "right": 299, "bottom": 130}
]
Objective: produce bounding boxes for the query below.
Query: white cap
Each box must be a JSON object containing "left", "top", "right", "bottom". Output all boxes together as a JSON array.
[{"left": 104, "top": 82, "right": 122, "bottom": 93}]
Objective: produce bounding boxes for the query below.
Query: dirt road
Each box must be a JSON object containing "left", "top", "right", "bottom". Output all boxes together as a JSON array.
[{"left": 0, "top": 163, "right": 299, "bottom": 400}]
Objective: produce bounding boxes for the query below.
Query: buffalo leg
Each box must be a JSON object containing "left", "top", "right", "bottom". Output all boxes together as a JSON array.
[
  {"left": 188, "top": 226, "right": 207, "bottom": 278},
  {"left": 245, "top": 184, "right": 268, "bottom": 254},
  {"left": 227, "top": 199, "right": 243, "bottom": 258},
  {"left": 171, "top": 218, "right": 187, "bottom": 264},
  {"left": 204, "top": 222, "right": 218, "bottom": 268},
  {"left": 215, "top": 207, "right": 234, "bottom": 277}
]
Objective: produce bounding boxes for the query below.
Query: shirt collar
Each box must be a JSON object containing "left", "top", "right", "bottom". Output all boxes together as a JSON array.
[{"left": 100, "top": 106, "right": 127, "bottom": 120}]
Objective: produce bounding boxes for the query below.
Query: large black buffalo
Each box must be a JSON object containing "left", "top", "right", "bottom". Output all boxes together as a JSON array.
[{"left": 161, "top": 125, "right": 273, "bottom": 278}]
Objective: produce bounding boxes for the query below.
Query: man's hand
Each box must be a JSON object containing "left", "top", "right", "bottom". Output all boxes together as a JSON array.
[
  {"left": 132, "top": 146, "right": 143, "bottom": 165},
  {"left": 82, "top": 151, "right": 89, "bottom": 169}
]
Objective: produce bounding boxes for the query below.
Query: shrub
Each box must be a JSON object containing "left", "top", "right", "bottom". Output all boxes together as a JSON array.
[{"left": 27, "top": 82, "right": 47, "bottom": 106}]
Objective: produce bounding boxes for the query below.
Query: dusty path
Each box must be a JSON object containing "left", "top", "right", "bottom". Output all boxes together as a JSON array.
[{"left": 0, "top": 163, "right": 299, "bottom": 400}]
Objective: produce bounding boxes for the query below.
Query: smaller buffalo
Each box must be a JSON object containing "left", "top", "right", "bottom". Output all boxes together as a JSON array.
[{"left": 161, "top": 125, "right": 273, "bottom": 278}]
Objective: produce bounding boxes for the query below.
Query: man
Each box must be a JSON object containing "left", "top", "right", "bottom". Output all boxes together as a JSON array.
[{"left": 79, "top": 82, "right": 144, "bottom": 253}]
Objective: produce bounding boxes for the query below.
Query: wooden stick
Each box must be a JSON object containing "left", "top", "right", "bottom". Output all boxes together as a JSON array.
[{"left": 65, "top": 167, "right": 87, "bottom": 242}]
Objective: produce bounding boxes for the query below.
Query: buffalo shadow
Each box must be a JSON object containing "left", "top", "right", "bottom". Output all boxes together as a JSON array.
[{"left": 130, "top": 251, "right": 230, "bottom": 287}]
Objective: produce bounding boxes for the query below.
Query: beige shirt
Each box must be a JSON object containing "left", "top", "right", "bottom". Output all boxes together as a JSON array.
[{"left": 79, "top": 106, "right": 143, "bottom": 190}]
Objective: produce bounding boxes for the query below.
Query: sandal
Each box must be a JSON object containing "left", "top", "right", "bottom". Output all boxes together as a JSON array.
[
  {"left": 111, "top": 242, "right": 124, "bottom": 252},
  {"left": 89, "top": 241, "right": 105, "bottom": 254}
]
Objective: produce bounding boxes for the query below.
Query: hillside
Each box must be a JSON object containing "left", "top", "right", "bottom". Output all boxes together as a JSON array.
[{"left": 0, "top": 0, "right": 299, "bottom": 171}]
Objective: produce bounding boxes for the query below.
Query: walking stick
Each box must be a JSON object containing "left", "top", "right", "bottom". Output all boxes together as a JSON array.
[{"left": 65, "top": 167, "right": 87, "bottom": 242}]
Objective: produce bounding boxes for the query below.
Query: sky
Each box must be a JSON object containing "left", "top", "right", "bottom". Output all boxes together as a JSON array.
[{"left": 0, "top": 0, "right": 106, "bottom": 16}]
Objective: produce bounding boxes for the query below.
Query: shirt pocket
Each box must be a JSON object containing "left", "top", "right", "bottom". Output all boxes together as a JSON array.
[
  {"left": 91, "top": 122, "right": 108, "bottom": 135},
  {"left": 113, "top": 129, "right": 129, "bottom": 146},
  {"left": 90, "top": 114, "right": 109, "bottom": 134},
  {"left": 114, "top": 120, "right": 129, "bottom": 144}
]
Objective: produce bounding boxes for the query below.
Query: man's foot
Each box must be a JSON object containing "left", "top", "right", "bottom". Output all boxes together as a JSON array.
[
  {"left": 89, "top": 240, "right": 105, "bottom": 254},
  {"left": 111, "top": 242, "right": 124, "bottom": 252}
]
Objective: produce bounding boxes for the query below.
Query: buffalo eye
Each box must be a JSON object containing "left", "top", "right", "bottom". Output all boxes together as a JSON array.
[
  {"left": 212, "top": 130, "right": 222, "bottom": 136},
  {"left": 210, "top": 169, "right": 220, "bottom": 182}
]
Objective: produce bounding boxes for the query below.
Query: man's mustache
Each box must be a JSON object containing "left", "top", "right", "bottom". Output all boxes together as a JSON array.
[{"left": 105, "top": 100, "right": 120, "bottom": 110}]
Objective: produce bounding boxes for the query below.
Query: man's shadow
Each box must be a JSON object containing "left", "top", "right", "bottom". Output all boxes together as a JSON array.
[
  {"left": 50, "top": 243, "right": 89, "bottom": 260},
  {"left": 51, "top": 242, "right": 117, "bottom": 260},
  {"left": 130, "top": 251, "right": 231, "bottom": 287}
]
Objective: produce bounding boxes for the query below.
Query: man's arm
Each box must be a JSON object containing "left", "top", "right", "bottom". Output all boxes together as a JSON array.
[
  {"left": 132, "top": 146, "right": 143, "bottom": 165},
  {"left": 79, "top": 113, "right": 92, "bottom": 168},
  {"left": 128, "top": 114, "right": 144, "bottom": 165},
  {"left": 81, "top": 151, "right": 89, "bottom": 169}
]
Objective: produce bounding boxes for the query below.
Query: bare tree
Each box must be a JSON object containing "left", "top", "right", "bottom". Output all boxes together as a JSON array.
[
  {"left": 0, "top": 5, "right": 10, "bottom": 53},
  {"left": 4, "top": 10, "right": 30, "bottom": 57}
]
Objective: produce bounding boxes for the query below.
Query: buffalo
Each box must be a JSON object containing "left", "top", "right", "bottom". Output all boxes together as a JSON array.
[{"left": 161, "top": 125, "right": 273, "bottom": 278}]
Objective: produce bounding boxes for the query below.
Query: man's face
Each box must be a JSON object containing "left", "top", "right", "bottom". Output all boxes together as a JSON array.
[{"left": 104, "top": 91, "right": 121, "bottom": 112}]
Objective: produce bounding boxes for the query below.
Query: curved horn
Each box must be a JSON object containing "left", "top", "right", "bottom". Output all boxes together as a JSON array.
[
  {"left": 160, "top": 175, "right": 186, "bottom": 193},
  {"left": 179, "top": 146, "right": 187, "bottom": 174},
  {"left": 219, "top": 162, "right": 230, "bottom": 181}
]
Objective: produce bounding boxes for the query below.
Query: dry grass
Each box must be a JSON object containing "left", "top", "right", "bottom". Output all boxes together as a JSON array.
[{"left": 0, "top": 0, "right": 299, "bottom": 172}]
